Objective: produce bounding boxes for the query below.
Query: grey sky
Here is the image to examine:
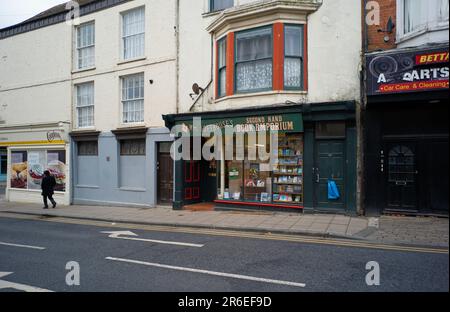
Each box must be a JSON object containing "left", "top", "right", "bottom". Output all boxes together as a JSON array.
[{"left": 0, "top": 0, "right": 67, "bottom": 29}]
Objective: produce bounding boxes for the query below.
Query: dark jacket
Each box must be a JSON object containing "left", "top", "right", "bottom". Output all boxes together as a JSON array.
[{"left": 41, "top": 175, "right": 56, "bottom": 196}]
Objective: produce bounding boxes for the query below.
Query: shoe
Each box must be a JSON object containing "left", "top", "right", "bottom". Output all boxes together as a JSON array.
[
  {"left": 43, "top": 207, "right": 48, "bottom": 209},
  {"left": 52, "top": 203, "right": 57, "bottom": 208}
]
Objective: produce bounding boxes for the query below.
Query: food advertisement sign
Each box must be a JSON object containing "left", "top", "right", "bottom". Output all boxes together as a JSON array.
[
  {"left": 10, "top": 152, "right": 27, "bottom": 189},
  {"left": 10, "top": 150, "right": 66, "bottom": 192},
  {"left": 366, "top": 47, "right": 449, "bottom": 96},
  {"left": 47, "top": 151, "right": 66, "bottom": 192},
  {"left": 27, "top": 151, "right": 45, "bottom": 190}
]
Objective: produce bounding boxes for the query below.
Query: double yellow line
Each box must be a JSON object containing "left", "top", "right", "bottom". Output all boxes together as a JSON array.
[{"left": 1, "top": 212, "right": 448, "bottom": 255}]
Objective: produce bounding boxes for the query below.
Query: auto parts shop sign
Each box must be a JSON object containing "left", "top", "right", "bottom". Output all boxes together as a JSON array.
[{"left": 366, "top": 47, "right": 449, "bottom": 95}]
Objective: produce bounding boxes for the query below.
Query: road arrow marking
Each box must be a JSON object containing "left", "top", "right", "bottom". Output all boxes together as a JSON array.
[
  {"left": 0, "top": 272, "right": 53, "bottom": 292},
  {"left": 0, "top": 241, "right": 46, "bottom": 250},
  {"left": 101, "top": 231, "right": 204, "bottom": 248},
  {"left": 106, "top": 257, "right": 306, "bottom": 288}
]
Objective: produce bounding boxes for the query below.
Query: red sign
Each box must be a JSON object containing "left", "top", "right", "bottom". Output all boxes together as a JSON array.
[
  {"left": 416, "top": 52, "right": 449, "bottom": 65},
  {"left": 379, "top": 81, "right": 449, "bottom": 93}
]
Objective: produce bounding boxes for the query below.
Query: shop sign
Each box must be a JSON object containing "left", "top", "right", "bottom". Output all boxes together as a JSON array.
[
  {"left": 366, "top": 47, "right": 449, "bottom": 96},
  {"left": 177, "top": 113, "right": 303, "bottom": 134}
]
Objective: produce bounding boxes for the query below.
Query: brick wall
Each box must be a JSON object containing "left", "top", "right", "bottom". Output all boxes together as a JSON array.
[{"left": 364, "top": 0, "right": 397, "bottom": 52}]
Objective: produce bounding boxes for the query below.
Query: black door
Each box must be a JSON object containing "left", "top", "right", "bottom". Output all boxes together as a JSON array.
[
  {"left": 314, "top": 140, "right": 346, "bottom": 210},
  {"left": 385, "top": 142, "right": 418, "bottom": 211},
  {"left": 426, "top": 139, "right": 449, "bottom": 214}
]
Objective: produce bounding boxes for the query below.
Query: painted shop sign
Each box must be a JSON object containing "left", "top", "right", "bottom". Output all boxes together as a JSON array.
[
  {"left": 366, "top": 47, "right": 449, "bottom": 96},
  {"left": 177, "top": 113, "right": 303, "bottom": 134}
]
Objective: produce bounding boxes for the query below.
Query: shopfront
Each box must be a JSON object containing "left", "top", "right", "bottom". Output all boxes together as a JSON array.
[
  {"left": 164, "top": 102, "right": 357, "bottom": 214},
  {"left": 0, "top": 123, "right": 71, "bottom": 205},
  {"left": 364, "top": 44, "right": 449, "bottom": 216}
]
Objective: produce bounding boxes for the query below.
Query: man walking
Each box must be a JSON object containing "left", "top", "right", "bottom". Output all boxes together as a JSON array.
[{"left": 41, "top": 170, "right": 57, "bottom": 209}]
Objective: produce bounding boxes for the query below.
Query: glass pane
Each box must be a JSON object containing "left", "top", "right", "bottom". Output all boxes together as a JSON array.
[
  {"left": 120, "top": 139, "right": 146, "bottom": 155},
  {"left": 440, "top": 0, "right": 449, "bottom": 21},
  {"left": 236, "top": 27, "right": 272, "bottom": 62},
  {"left": 211, "top": 0, "right": 233, "bottom": 11},
  {"left": 219, "top": 68, "right": 226, "bottom": 97},
  {"left": 315, "top": 122, "right": 346, "bottom": 138},
  {"left": 218, "top": 39, "right": 226, "bottom": 68},
  {"left": 224, "top": 160, "right": 243, "bottom": 200},
  {"left": 284, "top": 57, "right": 302, "bottom": 88},
  {"left": 285, "top": 25, "right": 303, "bottom": 57},
  {"left": 404, "top": 0, "right": 423, "bottom": 33},
  {"left": 236, "top": 59, "right": 272, "bottom": 92}
]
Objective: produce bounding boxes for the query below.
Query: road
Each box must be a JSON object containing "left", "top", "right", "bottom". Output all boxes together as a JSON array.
[{"left": 0, "top": 214, "right": 448, "bottom": 292}]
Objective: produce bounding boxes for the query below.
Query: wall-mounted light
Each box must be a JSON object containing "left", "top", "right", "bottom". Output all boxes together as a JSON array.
[{"left": 377, "top": 17, "right": 395, "bottom": 43}]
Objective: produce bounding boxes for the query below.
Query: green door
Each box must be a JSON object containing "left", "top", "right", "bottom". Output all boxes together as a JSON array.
[{"left": 315, "top": 140, "right": 346, "bottom": 210}]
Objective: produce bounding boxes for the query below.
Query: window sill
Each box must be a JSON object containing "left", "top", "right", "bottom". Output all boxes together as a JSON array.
[
  {"left": 117, "top": 57, "right": 147, "bottom": 66},
  {"left": 119, "top": 187, "right": 146, "bottom": 192},
  {"left": 72, "top": 127, "right": 96, "bottom": 132},
  {"left": 215, "top": 90, "right": 307, "bottom": 104},
  {"left": 396, "top": 23, "right": 449, "bottom": 45},
  {"left": 202, "top": 10, "right": 223, "bottom": 18},
  {"left": 75, "top": 185, "right": 100, "bottom": 189},
  {"left": 72, "top": 67, "right": 96, "bottom": 74}
]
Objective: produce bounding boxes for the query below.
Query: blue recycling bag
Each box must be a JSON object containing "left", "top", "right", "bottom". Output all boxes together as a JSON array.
[{"left": 328, "top": 180, "right": 340, "bottom": 200}]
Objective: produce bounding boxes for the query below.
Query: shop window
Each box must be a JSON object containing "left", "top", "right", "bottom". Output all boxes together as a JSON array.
[
  {"left": 219, "top": 132, "right": 304, "bottom": 206},
  {"left": 76, "top": 82, "right": 95, "bottom": 128},
  {"left": 120, "top": 139, "right": 146, "bottom": 156},
  {"left": 284, "top": 25, "right": 304, "bottom": 90},
  {"left": 76, "top": 22, "right": 95, "bottom": 69},
  {"left": 10, "top": 150, "right": 66, "bottom": 192},
  {"left": 315, "top": 122, "right": 346, "bottom": 139},
  {"left": 210, "top": 0, "right": 233, "bottom": 12},
  {"left": 235, "top": 27, "right": 273, "bottom": 93},
  {"left": 121, "top": 73, "right": 144, "bottom": 123},
  {"left": 1, "top": 155, "right": 7, "bottom": 175},
  {"left": 217, "top": 38, "right": 227, "bottom": 98},
  {"left": 78, "top": 141, "right": 98, "bottom": 156},
  {"left": 122, "top": 7, "right": 145, "bottom": 60}
]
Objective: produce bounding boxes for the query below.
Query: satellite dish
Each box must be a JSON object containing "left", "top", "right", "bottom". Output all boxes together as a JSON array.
[
  {"left": 192, "top": 83, "right": 204, "bottom": 95},
  {"left": 192, "top": 83, "right": 200, "bottom": 95}
]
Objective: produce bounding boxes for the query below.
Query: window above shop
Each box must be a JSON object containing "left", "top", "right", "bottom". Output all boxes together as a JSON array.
[
  {"left": 210, "top": 0, "right": 234, "bottom": 13},
  {"left": 397, "top": 0, "right": 449, "bottom": 44},
  {"left": 75, "top": 22, "right": 95, "bottom": 70},
  {"left": 215, "top": 23, "right": 306, "bottom": 99}
]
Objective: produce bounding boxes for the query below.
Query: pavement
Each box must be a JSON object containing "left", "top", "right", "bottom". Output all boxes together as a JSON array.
[{"left": 0, "top": 199, "right": 448, "bottom": 248}]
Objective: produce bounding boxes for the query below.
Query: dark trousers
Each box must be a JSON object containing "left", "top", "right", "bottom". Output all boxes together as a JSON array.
[{"left": 43, "top": 194, "right": 56, "bottom": 208}]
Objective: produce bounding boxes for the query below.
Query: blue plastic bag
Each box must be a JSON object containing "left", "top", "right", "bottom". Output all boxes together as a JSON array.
[{"left": 328, "top": 180, "right": 340, "bottom": 200}]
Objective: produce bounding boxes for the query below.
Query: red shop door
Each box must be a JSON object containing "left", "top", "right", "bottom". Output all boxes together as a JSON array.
[{"left": 184, "top": 160, "right": 201, "bottom": 203}]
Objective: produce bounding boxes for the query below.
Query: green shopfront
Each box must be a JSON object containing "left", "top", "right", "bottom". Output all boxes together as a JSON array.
[{"left": 163, "top": 102, "right": 357, "bottom": 214}]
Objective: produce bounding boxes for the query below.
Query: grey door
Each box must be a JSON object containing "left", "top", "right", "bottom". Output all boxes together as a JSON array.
[{"left": 315, "top": 140, "right": 346, "bottom": 210}]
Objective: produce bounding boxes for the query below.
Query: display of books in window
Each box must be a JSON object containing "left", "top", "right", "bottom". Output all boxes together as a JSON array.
[{"left": 272, "top": 133, "right": 304, "bottom": 205}]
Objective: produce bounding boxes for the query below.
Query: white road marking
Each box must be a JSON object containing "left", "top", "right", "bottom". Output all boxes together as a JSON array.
[
  {"left": 0, "top": 241, "right": 46, "bottom": 250},
  {"left": 101, "top": 231, "right": 204, "bottom": 248},
  {"left": 105, "top": 257, "right": 306, "bottom": 288},
  {"left": 0, "top": 272, "right": 53, "bottom": 292}
]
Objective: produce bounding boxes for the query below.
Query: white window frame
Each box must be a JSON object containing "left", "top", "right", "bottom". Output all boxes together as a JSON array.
[
  {"left": 121, "top": 6, "right": 146, "bottom": 61},
  {"left": 397, "top": 0, "right": 449, "bottom": 43},
  {"left": 120, "top": 73, "right": 145, "bottom": 125},
  {"left": 75, "top": 82, "right": 95, "bottom": 129},
  {"left": 75, "top": 22, "right": 95, "bottom": 70}
]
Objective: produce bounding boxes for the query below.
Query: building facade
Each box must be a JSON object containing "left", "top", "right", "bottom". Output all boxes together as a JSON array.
[
  {"left": 0, "top": 0, "right": 177, "bottom": 207},
  {"left": 363, "top": 0, "right": 449, "bottom": 216},
  {"left": 165, "top": 0, "right": 362, "bottom": 214}
]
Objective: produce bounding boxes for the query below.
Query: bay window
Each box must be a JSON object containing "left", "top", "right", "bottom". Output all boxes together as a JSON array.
[
  {"left": 210, "top": 0, "right": 233, "bottom": 12},
  {"left": 284, "top": 25, "right": 304, "bottom": 90},
  {"left": 76, "top": 22, "right": 95, "bottom": 69},
  {"left": 235, "top": 27, "right": 273, "bottom": 93},
  {"left": 122, "top": 7, "right": 145, "bottom": 60},
  {"left": 121, "top": 73, "right": 144, "bottom": 124},
  {"left": 218, "top": 38, "right": 227, "bottom": 97},
  {"left": 76, "top": 82, "right": 95, "bottom": 128}
]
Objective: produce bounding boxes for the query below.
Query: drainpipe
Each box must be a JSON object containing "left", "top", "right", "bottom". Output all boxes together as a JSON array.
[{"left": 175, "top": 0, "right": 180, "bottom": 114}]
